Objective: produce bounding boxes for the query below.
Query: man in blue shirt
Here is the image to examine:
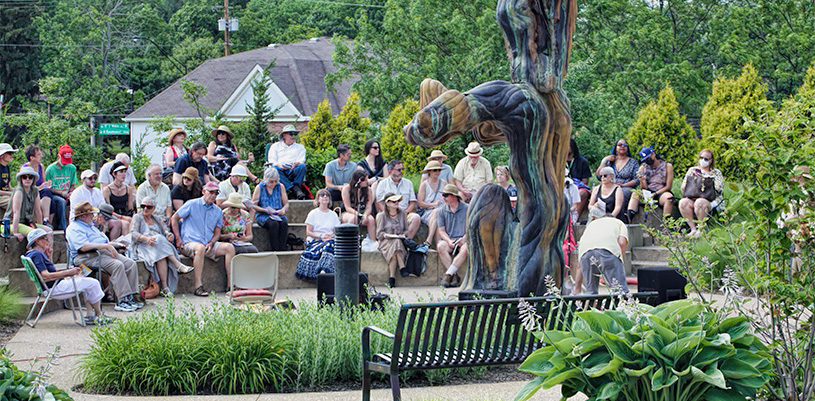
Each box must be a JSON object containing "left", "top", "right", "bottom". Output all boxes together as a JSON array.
[
  {"left": 66, "top": 201, "right": 142, "bottom": 312},
  {"left": 170, "top": 181, "right": 234, "bottom": 296},
  {"left": 323, "top": 144, "right": 356, "bottom": 202}
]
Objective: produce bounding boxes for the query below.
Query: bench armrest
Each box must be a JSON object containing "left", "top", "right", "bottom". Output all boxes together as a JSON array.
[{"left": 362, "top": 325, "right": 395, "bottom": 361}]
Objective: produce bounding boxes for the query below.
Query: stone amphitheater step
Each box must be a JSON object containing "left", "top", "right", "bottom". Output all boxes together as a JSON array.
[
  {"left": 9, "top": 250, "right": 444, "bottom": 297},
  {"left": 631, "top": 246, "right": 671, "bottom": 263},
  {"left": 0, "top": 230, "right": 68, "bottom": 276}
]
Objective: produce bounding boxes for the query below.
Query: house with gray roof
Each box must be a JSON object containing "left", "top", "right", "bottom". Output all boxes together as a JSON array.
[{"left": 124, "top": 37, "right": 354, "bottom": 164}]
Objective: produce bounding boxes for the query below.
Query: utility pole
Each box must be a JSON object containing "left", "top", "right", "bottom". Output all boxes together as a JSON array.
[{"left": 223, "top": 0, "right": 229, "bottom": 56}]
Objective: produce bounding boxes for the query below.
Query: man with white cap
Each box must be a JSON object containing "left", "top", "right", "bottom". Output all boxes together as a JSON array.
[
  {"left": 420, "top": 149, "right": 454, "bottom": 185},
  {"left": 136, "top": 164, "right": 172, "bottom": 222},
  {"left": 266, "top": 124, "right": 307, "bottom": 199},
  {"left": 574, "top": 209, "right": 629, "bottom": 295},
  {"left": 25, "top": 228, "right": 113, "bottom": 325},
  {"left": 0, "top": 143, "right": 17, "bottom": 210},
  {"left": 436, "top": 184, "right": 469, "bottom": 287},
  {"left": 66, "top": 201, "right": 142, "bottom": 312},
  {"left": 98, "top": 153, "right": 137, "bottom": 191},
  {"left": 216, "top": 164, "right": 253, "bottom": 213},
  {"left": 454, "top": 142, "right": 493, "bottom": 201}
]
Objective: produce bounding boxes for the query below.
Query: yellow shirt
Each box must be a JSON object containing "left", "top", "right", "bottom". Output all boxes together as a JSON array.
[
  {"left": 578, "top": 217, "right": 628, "bottom": 260},
  {"left": 454, "top": 157, "right": 493, "bottom": 190}
]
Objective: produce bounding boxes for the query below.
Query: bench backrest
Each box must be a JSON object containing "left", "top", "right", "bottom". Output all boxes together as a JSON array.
[{"left": 391, "top": 292, "right": 658, "bottom": 370}]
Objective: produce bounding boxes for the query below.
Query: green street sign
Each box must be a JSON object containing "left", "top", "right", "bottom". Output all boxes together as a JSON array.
[{"left": 99, "top": 123, "right": 129, "bottom": 136}]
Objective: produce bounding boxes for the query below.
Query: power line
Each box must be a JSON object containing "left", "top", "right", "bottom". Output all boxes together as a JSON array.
[{"left": 293, "top": 0, "right": 385, "bottom": 8}]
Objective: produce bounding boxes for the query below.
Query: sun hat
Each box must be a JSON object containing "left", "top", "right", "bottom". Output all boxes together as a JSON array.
[
  {"left": 58, "top": 144, "right": 73, "bottom": 164},
  {"left": 427, "top": 150, "right": 447, "bottom": 161},
  {"left": 15, "top": 166, "right": 39, "bottom": 182},
  {"left": 0, "top": 143, "right": 17, "bottom": 157},
  {"left": 182, "top": 167, "right": 199, "bottom": 181},
  {"left": 73, "top": 201, "right": 99, "bottom": 218},
  {"left": 167, "top": 128, "right": 187, "bottom": 144},
  {"left": 279, "top": 124, "right": 300, "bottom": 138},
  {"left": 222, "top": 192, "right": 244, "bottom": 208},
  {"left": 112, "top": 161, "right": 127, "bottom": 173},
  {"left": 230, "top": 164, "right": 248, "bottom": 177},
  {"left": 385, "top": 193, "right": 403, "bottom": 203},
  {"left": 422, "top": 160, "right": 444, "bottom": 173},
  {"left": 97, "top": 203, "right": 118, "bottom": 220},
  {"left": 203, "top": 181, "right": 220, "bottom": 192},
  {"left": 80, "top": 169, "right": 97, "bottom": 180},
  {"left": 465, "top": 142, "right": 483, "bottom": 156},
  {"left": 26, "top": 228, "right": 49, "bottom": 249},
  {"left": 639, "top": 146, "right": 654, "bottom": 162},
  {"left": 210, "top": 125, "right": 235, "bottom": 140},
  {"left": 441, "top": 184, "right": 461, "bottom": 198}
]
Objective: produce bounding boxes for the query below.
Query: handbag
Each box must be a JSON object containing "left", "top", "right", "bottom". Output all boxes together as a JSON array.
[
  {"left": 683, "top": 172, "right": 716, "bottom": 201},
  {"left": 140, "top": 278, "right": 160, "bottom": 299}
]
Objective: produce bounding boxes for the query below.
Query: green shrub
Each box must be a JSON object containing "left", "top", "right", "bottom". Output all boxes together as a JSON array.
[
  {"left": 303, "top": 146, "right": 336, "bottom": 193},
  {"left": 380, "top": 99, "right": 438, "bottom": 174},
  {"left": 0, "top": 349, "right": 73, "bottom": 401},
  {"left": 627, "top": 85, "right": 698, "bottom": 172},
  {"left": 0, "top": 286, "right": 23, "bottom": 322}
]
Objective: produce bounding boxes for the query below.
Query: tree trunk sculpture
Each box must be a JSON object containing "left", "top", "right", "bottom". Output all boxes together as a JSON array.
[{"left": 403, "top": 0, "right": 576, "bottom": 296}]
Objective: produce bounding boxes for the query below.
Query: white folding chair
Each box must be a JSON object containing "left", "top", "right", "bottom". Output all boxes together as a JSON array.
[
  {"left": 229, "top": 252, "right": 279, "bottom": 305},
  {"left": 20, "top": 256, "right": 85, "bottom": 328}
]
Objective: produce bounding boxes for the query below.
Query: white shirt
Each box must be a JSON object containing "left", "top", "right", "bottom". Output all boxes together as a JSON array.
[
  {"left": 376, "top": 177, "right": 416, "bottom": 211},
  {"left": 267, "top": 141, "right": 306, "bottom": 165},
  {"left": 136, "top": 181, "right": 172, "bottom": 215},
  {"left": 217, "top": 180, "right": 252, "bottom": 201},
  {"left": 69, "top": 186, "right": 105, "bottom": 220},
  {"left": 98, "top": 160, "right": 137, "bottom": 186},
  {"left": 305, "top": 208, "right": 340, "bottom": 241}
]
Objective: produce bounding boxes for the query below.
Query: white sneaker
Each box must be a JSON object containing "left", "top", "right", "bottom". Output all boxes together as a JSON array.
[{"left": 114, "top": 301, "right": 137, "bottom": 312}]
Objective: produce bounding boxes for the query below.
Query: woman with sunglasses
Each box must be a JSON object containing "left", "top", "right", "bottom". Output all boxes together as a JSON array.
[
  {"left": 130, "top": 197, "right": 191, "bottom": 297},
  {"left": 206, "top": 125, "right": 257, "bottom": 182},
  {"left": 377, "top": 192, "right": 409, "bottom": 288},
  {"left": 357, "top": 139, "right": 388, "bottom": 196},
  {"left": 296, "top": 189, "right": 341, "bottom": 281},
  {"left": 596, "top": 139, "right": 639, "bottom": 220},
  {"left": 219, "top": 192, "right": 258, "bottom": 255},
  {"left": 2, "top": 166, "right": 51, "bottom": 241},
  {"left": 588, "top": 166, "right": 623, "bottom": 220},
  {"left": 679, "top": 149, "right": 724, "bottom": 237},
  {"left": 101, "top": 161, "right": 134, "bottom": 235}
]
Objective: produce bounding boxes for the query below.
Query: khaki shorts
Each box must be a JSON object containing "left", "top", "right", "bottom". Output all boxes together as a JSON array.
[
  {"left": 182, "top": 241, "right": 223, "bottom": 261},
  {"left": 406, "top": 212, "right": 420, "bottom": 223}
]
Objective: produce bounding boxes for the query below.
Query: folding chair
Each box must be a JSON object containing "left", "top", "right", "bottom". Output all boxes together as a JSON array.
[
  {"left": 228, "top": 252, "right": 279, "bottom": 305},
  {"left": 20, "top": 256, "right": 85, "bottom": 328}
]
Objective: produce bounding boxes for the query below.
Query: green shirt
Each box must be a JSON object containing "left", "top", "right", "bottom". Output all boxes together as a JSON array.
[{"left": 45, "top": 162, "right": 79, "bottom": 193}]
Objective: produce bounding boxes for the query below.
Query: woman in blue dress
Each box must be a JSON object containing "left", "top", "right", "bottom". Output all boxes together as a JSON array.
[{"left": 252, "top": 167, "right": 289, "bottom": 251}]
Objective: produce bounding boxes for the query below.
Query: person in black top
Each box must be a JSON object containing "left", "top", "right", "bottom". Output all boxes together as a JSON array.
[
  {"left": 566, "top": 138, "right": 592, "bottom": 220},
  {"left": 171, "top": 167, "right": 203, "bottom": 210},
  {"left": 172, "top": 141, "right": 213, "bottom": 186}
]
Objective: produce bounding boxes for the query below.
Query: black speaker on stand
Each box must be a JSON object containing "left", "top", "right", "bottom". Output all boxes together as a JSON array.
[{"left": 637, "top": 266, "right": 687, "bottom": 306}]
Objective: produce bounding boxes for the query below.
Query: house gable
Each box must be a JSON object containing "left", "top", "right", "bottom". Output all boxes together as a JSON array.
[{"left": 219, "top": 65, "right": 304, "bottom": 120}]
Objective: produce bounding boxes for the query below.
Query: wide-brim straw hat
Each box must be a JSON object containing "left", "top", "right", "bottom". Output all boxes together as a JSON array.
[
  {"left": 422, "top": 160, "right": 443, "bottom": 173},
  {"left": 73, "top": 201, "right": 99, "bottom": 218},
  {"left": 427, "top": 149, "right": 447, "bottom": 161},
  {"left": 15, "top": 166, "right": 39, "bottom": 182},
  {"left": 465, "top": 142, "right": 483, "bottom": 156},
  {"left": 182, "top": 167, "right": 199, "bottom": 181},
  {"left": 441, "top": 184, "right": 460, "bottom": 198},
  {"left": 222, "top": 192, "right": 244, "bottom": 208},
  {"left": 384, "top": 193, "right": 403, "bottom": 203},
  {"left": 167, "top": 128, "right": 187, "bottom": 144},
  {"left": 211, "top": 125, "right": 235, "bottom": 140}
]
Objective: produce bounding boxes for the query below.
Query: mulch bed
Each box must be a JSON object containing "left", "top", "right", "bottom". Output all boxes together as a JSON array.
[{"left": 0, "top": 321, "right": 22, "bottom": 349}]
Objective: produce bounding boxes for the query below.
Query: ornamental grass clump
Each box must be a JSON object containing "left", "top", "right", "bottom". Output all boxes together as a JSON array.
[{"left": 515, "top": 299, "right": 771, "bottom": 401}]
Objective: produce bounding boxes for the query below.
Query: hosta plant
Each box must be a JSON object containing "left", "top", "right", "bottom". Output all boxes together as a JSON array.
[{"left": 515, "top": 299, "right": 771, "bottom": 401}]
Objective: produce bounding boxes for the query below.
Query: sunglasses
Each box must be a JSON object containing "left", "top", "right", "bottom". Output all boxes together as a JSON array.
[
  {"left": 617, "top": 143, "right": 628, "bottom": 147},
  {"left": 86, "top": 176, "right": 97, "bottom": 181},
  {"left": 700, "top": 157, "right": 711, "bottom": 162},
  {"left": 371, "top": 146, "right": 379, "bottom": 150},
  {"left": 21, "top": 175, "right": 35, "bottom": 180},
  {"left": 601, "top": 174, "right": 612, "bottom": 178},
  {"left": 318, "top": 193, "right": 330, "bottom": 197},
  {"left": 142, "top": 205, "right": 155, "bottom": 210},
  {"left": 205, "top": 190, "right": 219, "bottom": 195}
]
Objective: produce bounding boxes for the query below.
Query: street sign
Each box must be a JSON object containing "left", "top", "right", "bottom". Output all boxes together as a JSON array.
[{"left": 98, "top": 123, "right": 129, "bottom": 136}]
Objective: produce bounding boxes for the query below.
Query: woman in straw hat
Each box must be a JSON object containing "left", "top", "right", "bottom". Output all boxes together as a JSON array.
[
  {"left": 420, "top": 149, "right": 454, "bottom": 185},
  {"left": 130, "top": 197, "right": 191, "bottom": 297},
  {"left": 3, "top": 166, "right": 52, "bottom": 241},
  {"left": 163, "top": 128, "right": 188, "bottom": 182},
  {"left": 417, "top": 160, "right": 445, "bottom": 246},
  {"left": 219, "top": 192, "right": 258, "bottom": 254},
  {"left": 207, "top": 125, "right": 256, "bottom": 182},
  {"left": 376, "top": 193, "right": 409, "bottom": 287}
]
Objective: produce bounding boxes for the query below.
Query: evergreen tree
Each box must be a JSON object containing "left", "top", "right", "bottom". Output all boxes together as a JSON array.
[{"left": 238, "top": 64, "right": 281, "bottom": 172}]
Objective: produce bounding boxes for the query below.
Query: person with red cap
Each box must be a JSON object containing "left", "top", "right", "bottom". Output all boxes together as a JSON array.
[{"left": 44, "top": 144, "right": 80, "bottom": 226}]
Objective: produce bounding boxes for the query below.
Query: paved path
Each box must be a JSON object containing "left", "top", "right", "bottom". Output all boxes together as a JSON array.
[{"left": 7, "top": 285, "right": 589, "bottom": 401}]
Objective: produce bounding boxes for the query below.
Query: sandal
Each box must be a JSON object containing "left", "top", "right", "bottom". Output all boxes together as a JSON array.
[
  {"left": 159, "top": 287, "right": 173, "bottom": 297},
  {"left": 177, "top": 264, "right": 194, "bottom": 274},
  {"left": 194, "top": 286, "right": 209, "bottom": 297}
]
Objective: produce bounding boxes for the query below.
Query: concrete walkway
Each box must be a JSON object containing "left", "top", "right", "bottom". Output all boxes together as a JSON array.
[{"left": 6, "top": 285, "right": 588, "bottom": 401}]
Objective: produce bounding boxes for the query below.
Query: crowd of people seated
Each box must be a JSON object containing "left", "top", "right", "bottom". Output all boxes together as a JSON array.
[{"left": 0, "top": 125, "right": 727, "bottom": 308}]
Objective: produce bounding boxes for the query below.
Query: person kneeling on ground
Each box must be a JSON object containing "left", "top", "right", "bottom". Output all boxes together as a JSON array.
[
  {"left": 437, "top": 184, "right": 469, "bottom": 288},
  {"left": 171, "top": 181, "right": 235, "bottom": 296},
  {"left": 574, "top": 208, "right": 629, "bottom": 295},
  {"left": 26, "top": 228, "right": 114, "bottom": 325},
  {"left": 66, "top": 201, "right": 143, "bottom": 312},
  {"left": 377, "top": 193, "right": 410, "bottom": 288}
]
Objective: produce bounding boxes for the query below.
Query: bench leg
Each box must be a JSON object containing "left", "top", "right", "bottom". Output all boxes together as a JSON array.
[
  {"left": 362, "top": 363, "right": 372, "bottom": 401},
  {"left": 390, "top": 373, "right": 401, "bottom": 401}
]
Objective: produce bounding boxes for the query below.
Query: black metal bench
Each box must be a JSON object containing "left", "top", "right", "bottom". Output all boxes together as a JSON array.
[{"left": 362, "top": 292, "right": 658, "bottom": 401}]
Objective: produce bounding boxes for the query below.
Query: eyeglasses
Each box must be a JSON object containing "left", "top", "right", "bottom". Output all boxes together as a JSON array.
[
  {"left": 318, "top": 193, "right": 330, "bottom": 197},
  {"left": 142, "top": 205, "right": 155, "bottom": 210},
  {"left": 21, "top": 175, "right": 34, "bottom": 180}
]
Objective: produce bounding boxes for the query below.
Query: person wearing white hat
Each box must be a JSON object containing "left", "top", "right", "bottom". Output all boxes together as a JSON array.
[
  {"left": 25, "top": 228, "right": 113, "bottom": 325},
  {"left": 0, "top": 143, "right": 17, "bottom": 210},
  {"left": 2, "top": 166, "right": 52, "bottom": 241},
  {"left": 453, "top": 142, "right": 493, "bottom": 201},
  {"left": 216, "top": 164, "right": 253, "bottom": 217},
  {"left": 376, "top": 193, "right": 410, "bottom": 288},
  {"left": 266, "top": 124, "right": 307, "bottom": 199}
]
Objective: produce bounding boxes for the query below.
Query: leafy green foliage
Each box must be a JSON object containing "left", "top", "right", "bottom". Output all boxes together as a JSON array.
[
  {"left": 0, "top": 350, "right": 73, "bottom": 401},
  {"left": 380, "top": 99, "right": 435, "bottom": 174},
  {"left": 516, "top": 299, "right": 771, "bottom": 401},
  {"left": 234, "top": 65, "right": 282, "bottom": 174},
  {"left": 0, "top": 286, "right": 23, "bottom": 323},
  {"left": 627, "top": 85, "right": 698, "bottom": 172},
  {"left": 0, "top": 5, "right": 41, "bottom": 113},
  {"left": 700, "top": 64, "right": 772, "bottom": 180}
]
